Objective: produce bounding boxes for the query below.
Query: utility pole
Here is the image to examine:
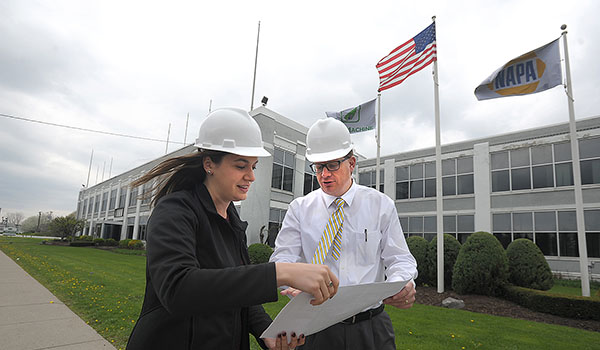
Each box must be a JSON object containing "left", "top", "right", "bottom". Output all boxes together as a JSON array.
[{"left": 37, "top": 211, "right": 42, "bottom": 232}]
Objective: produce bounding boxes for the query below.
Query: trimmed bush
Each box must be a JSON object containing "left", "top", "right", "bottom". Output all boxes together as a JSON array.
[
  {"left": 248, "top": 243, "right": 273, "bottom": 264},
  {"left": 93, "top": 238, "right": 105, "bottom": 245},
  {"left": 105, "top": 238, "right": 118, "bottom": 246},
  {"left": 503, "top": 285, "right": 600, "bottom": 321},
  {"left": 452, "top": 231, "right": 508, "bottom": 296},
  {"left": 69, "top": 241, "right": 95, "bottom": 247},
  {"left": 506, "top": 238, "right": 553, "bottom": 290},
  {"left": 426, "top": 233, "right": 461, "bottom": 290},
  {"left": 78, "top": 235, "right": 93, "bottom": 241},
  {"left": 119, "top": 239, "right": 132, "bottom": 248},
  {"left": 406, "top": 236, "right": 429, "bottom": 286},
  {"left": 128, "top": 239, "right": 144, "bottom": 250}
]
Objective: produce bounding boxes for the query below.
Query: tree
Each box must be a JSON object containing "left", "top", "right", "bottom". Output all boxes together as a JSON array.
[
  {"left": 6, "top": 212, "right": 24, "bottom": 226},
  {"left": 20, "top": 216, "right": 39, "bottom": 233},
  {"left": 48, "top": 214, "right": 85, "bottom": 240}
]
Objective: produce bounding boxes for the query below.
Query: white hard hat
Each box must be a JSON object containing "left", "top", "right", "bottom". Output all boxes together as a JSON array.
[
  {"left": 305, "top": 118, "right": 353, "bottom": 163},
  {"left": 194, "top": 108, "right": 270, "bottom": 157}
]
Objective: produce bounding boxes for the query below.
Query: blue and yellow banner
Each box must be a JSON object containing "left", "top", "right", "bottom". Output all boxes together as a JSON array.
[{"left": 475, "top": 38, "right": 562, "bottom": 100}]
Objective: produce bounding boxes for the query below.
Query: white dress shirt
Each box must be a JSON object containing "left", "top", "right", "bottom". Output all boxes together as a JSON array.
[{"left": 270, "top": 181, "right": 417, "bottom": 290}]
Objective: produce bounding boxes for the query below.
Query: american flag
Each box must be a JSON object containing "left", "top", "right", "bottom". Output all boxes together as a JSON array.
[{"left": 376, "top": 23, "right": 437, "bottom": 92}]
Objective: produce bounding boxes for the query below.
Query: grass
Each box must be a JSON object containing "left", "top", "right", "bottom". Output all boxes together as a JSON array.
[
  {"left": 549, "top": 278, "right": 600, "bottom": 297},
  {"left": 1, "top": 237, "right": 599, "bottom": 350}
]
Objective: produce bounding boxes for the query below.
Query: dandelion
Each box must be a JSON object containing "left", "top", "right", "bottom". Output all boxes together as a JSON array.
[
  {"left": 409, "top": 331, "right": 413, "bottom": 335},
  {"left": 50, "top": 301, "right": 54, "bottom": 304},
  {"left": 451, "top": 334, "right": 455, "bottom": 339},
  {"left": 470, "top": 319, "right": 474, "bottom": 323}
]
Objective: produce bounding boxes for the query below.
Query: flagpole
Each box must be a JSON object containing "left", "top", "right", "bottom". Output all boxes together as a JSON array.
[
  {"left": 432, "top": 15, "right": 444, "bottom": 294},
  {"left": 250, "top": 21, "right": 261, "bottom": 111},
  {"left": 184, "top": 112, "right": 190, "bottom": 144},
  {"left": 561, "top": 24, "right": 590, "bottom": 297},
  {"left": 165, "top": 123, "right": 171, "bottom": 155},
  {"left": 375, "top": 93, "right": 381, "bottom": 190}
]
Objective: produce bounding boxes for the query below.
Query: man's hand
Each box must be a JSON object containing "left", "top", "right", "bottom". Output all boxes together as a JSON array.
[
  {"left": 383, "top": 280, "right": 416, "bottom": 309},
  {"left": 264, "top": 332, "right": 305, "bottom": 349}
]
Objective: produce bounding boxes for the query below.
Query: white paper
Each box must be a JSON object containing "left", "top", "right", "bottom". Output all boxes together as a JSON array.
[{"left": 261, "top": 280, "right": 408, "bottom": 340}]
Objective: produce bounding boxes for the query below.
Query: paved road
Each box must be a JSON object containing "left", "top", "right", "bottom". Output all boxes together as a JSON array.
[{"left": 0, "top": 249, "right": 116, "bottom": 349}]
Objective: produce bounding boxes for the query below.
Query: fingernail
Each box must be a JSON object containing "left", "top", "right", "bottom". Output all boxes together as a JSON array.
[
  {"left": 292, "top": 332, "right": 296, "bottom": 337},
  {"left": 282, "top": 332, "right": 286, "bottom": 336},
  {"left": 301, "top": 334, "right": 305, "bottom": 339}
]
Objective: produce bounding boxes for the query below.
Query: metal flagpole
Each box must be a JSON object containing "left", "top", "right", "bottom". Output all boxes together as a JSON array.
[
  {"left": 251, "top": 21, "right": 261, "bottom": 110},
  {"left": 432, "top": 15, "right": 444, "bottom": 293},
  {"left": 108, "top": 157, "right": 113, "bottom": 179},
  {"left": 561, "top": 24, "right": 590, "bottom": 296},
  {"left": 184, "top": 112, "right": 190, "bottom": 144},
  {"left": 165, "top": 123, "right": 171, "bottom": 155},
  {"left": 86, "top": 149, "right": 93, "bottom": 188},
  {"left": 375, "top": 93, "right": 381, "bottom": 190}
]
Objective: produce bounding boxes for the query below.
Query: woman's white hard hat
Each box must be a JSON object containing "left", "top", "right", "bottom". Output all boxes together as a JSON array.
[
  {"left": 305, "top": 118, "right": 353, "bottom": 163},
  {"left": 194, "top": 108, "right": 271, "bottom": 157}
]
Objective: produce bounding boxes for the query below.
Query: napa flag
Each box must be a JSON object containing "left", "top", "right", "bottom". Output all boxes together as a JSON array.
[
  {"left": 326, "top": 99, "right": 376, "bottom": 134},
  {"left": 475, "top": 38, "right": 562, "bottom": 100},
  {"left": 376, "top": 23, "right": 437, "bottom": 92}
]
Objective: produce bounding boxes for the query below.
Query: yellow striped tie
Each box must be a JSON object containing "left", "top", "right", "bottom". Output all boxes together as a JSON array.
[{"left": 312, "top": 198, "right": 346, "bottom": 264}]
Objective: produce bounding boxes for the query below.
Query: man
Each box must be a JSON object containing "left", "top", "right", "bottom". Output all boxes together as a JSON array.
[{"left": 269, "top": 118, "right": 417, "bottom": 350}]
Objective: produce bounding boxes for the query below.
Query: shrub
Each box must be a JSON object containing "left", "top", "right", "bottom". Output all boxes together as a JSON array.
[
  {"left": 426, "top": 233, "right": 461, "bottom": 290},
  {"left": 119, "top": 239, "right": 132, "bottom": 248},
  {"left": 406, "top": 236, "right": 429, "bottom": 286},
  {"left": 69, "top": 241, "right": 95, "bottom": 247},
  {"left": 128, "top": 239, "right": 144, "bottom": 250},
  {"left": 247, "top": 243, "right": 273, "bottom": 264},
  {"left": 78, "top": 235, "right": 93, "bottom": 241},
  {"left": 506, "top": 238, "right": 553, "bottom": 290},
  {"left": 93, "top": 238, "right": 105, "bottom": 245},
  {"left": 452, "top": 231, "right": 508, "bottom": 296},
  {"left": 503, "top": 285, "right": 600, "bottom": 321},
  {"left": 105, "top": 238, "right": 118, "bottom": 246}
]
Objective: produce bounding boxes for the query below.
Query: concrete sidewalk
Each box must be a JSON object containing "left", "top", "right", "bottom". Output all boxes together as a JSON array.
[{"left": 0, "top": 249, "right": 116, "bottom": 350}]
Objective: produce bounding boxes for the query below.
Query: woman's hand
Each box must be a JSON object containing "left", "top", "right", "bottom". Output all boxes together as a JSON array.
[
  {"left": 280, "top": 287, "right": 301, "bottom": 298},
  {"left": 264, "top": 332, "right": 305, "bottom": 350},
  {"left": 275, "top": 262, "right": 339, "bottom": 305}
]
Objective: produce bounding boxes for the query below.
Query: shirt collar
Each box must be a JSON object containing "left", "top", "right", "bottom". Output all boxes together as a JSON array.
[{"left": 321, "top": 179, "right": 357, "bottom": 208}]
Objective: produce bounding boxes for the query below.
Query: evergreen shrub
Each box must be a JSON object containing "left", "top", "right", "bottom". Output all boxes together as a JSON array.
[
  {"left": 452, "top": 231, "right": 508, "bottom": 296},
  {"left": 406, "top": 236, "right": 429, "bottom": 286},
  {"left": 248, "top": 243, "right": 273, "bottom": 264},
  {"left": 119, "top": 239, "right": 132, "bottom": 248},
  {"left": 426, "top": 233, "right": 461, "bottom": 290},
  {"left": 93, "top": 238, "right": 105, "bottom": 245},
  {"left": 128, "top": 239, "right": 144, "bottom": 249},
  {"left": 506, "top": 238, "right": 553, "bottom": 290},
  {"left": 105, "top": 238, "right": 118, "bottom": 246}
]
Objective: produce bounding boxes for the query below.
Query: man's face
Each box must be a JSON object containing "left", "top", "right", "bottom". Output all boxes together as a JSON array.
[{"left": 314, "top": 155, "right": 355, "bottom": 197}]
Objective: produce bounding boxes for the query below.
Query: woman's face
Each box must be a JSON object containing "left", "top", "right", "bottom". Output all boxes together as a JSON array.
[{"left": 206, "top": 154, "right": 259, "bottom": 203}]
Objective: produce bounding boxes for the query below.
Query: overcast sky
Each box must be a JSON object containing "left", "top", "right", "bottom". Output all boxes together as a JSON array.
[{"left": 1, "top": 0, "right": 599, "bottom": 220}]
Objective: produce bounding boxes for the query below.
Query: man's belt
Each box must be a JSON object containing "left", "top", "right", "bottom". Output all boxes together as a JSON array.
[{"left": 340, "top": 304, "right": 384, "bottom": 325}]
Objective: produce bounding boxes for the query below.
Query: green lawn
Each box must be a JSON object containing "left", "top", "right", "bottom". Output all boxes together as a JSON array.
[{"left": 1, "top": 237, "right": 599, "bottom": 350}]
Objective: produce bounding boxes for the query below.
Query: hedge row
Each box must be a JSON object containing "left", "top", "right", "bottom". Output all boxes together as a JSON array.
[{"left": 503, "top": 285, "right": 600, "bottom": 321}]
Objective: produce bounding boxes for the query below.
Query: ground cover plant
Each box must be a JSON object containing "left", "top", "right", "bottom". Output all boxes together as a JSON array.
[{"left": 1, "top": 237, "right": 598, "bottom": 350}]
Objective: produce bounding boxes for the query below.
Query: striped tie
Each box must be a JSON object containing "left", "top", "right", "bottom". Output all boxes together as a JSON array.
[{"left": 312, "top": 198, "right": 346, "bottom": 265}]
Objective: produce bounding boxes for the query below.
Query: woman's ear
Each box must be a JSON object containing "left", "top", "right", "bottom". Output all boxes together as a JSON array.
[{"left": 203, "top": 157, "right": 213, "bottom": 174}]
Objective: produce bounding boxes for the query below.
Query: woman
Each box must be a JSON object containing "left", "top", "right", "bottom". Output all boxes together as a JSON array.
[{"left": 126, "top": 108, "right": 338, "bottom": 350}]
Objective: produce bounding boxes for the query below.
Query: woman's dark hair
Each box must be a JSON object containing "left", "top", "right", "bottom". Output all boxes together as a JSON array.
[{"left": 131, "top": 149, "right": 227, "bottom": 206}]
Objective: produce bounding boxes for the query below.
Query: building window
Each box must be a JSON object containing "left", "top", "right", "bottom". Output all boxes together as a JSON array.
[
  {"left": 399, "top": 214, "right": 473, "bottom": 243},
  {"left": 359, "top": 169, "right": 384, "bottom": 192},
  {"left": 492, "top": 210, "right": 600, "bottom": 258},
  {"left": 94, "top": 195, "right": 100, "bottom": 214},
  {"left": 267, "top": 208, "right": 287, "bottom": 247},
  {"left": 272, "top": 148, "right": 294, "bottom": 192},
  {"left": 141, "top": 182, "right": 152, "bottom": 205},
  {"left": 101, "top": 192, "right": 108, "bottom": 212},
  {"left": 395, "top": 166, "right": 408, "bottom": 199},
  {"left": 443, "top": 157, "right": 474, "bottom": 196},
  {"left": 118, "top": 186, "right": 127, "bottom": 208},
  {"left": 303, "top": 162, "right": 320, "bottom": 195},
  {"left": 83, "top": 198, "right": 88, "bottom": 217},
  {"left": 580, "top": 137, "right": 600, "bottom": 185},
  {"left": 109, "top": 189, "right": 117, "bottom": 210},
  {"left": 129, "top": 186, "right": 138, "bottom": 207}
]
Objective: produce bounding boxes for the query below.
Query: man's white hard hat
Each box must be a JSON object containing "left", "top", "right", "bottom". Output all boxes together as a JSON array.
[
  {"left": 194, "top": 108, "right": 270, "bottom": 157},
  {"left": 305, "top": 118, "right": 353, "bottom": 163}
]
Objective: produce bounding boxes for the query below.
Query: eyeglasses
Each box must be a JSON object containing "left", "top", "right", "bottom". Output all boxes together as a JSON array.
[{"left": 310, "top": 155, "right": 352, "bottom": 174}]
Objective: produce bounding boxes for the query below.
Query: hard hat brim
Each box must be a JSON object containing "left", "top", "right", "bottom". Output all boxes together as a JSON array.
[
  {"left": 305, "top": 146, "right": 353, "bottom": 163},
  {"left": 194, "top": 143, "right": 271, "bottom": 158}
]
